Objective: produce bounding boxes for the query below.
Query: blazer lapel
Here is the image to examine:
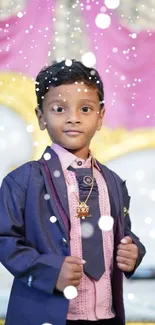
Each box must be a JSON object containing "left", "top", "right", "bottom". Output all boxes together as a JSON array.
[
  {"left": 42, "top": 147, "right": 70, "bottom": 219},
  {"left": 40, "top": 147, "right": 70, "bottom": 238},
  {"left": 96, "top": 161, "right": 120, "bottom": 233}
]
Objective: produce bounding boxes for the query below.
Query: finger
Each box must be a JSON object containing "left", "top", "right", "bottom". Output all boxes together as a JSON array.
[
  {"left": 71, "top": 279, "right": 81, "bottom": 287},
  {"left": 117, "top": 243, "right": 134, "bottom": 251},
  {"left": 69, "top": 272, "right": 82, "bottom": 281},
  {"left": 117, "top": 263, "right": 133, "bottom": 272},
  {"left": 66, "top": 256, "right": 86, "bottom": 265},
  {"left": 68, "top": 270, "right": 82, "bottom": 281},
  {"left": 120, "top": 236, "right": 132, "bottom": 244},
  {"left": 71, "top": 264, "right": 84, "bottom": 272},
  {"left": 116, "top": 256, "right": 134, "bottom": 266},
  {"left": 117, "top": 249, "right": 137, "bottom": 260},
  {"left": 73, "top": 272, "right": 83, "bottom": 280}
]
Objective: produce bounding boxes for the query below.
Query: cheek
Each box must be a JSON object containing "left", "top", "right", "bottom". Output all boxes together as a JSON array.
[
  {"left": 89, "top": 117, "right": 100, "bottom": 129},
  {"left": 46, "top": 114, "right": 61, "bottom": 127},
  {"left": 46, "top": 119, "right": 64, "bottom": 138}
]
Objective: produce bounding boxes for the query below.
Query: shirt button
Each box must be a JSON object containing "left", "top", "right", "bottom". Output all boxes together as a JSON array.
[{"left": 77, "top": 161, "right": 82, "bottom": 166}]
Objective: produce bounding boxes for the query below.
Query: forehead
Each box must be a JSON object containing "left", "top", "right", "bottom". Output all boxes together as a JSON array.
[{"left": 44, "top": 83, "right": 99, "bottom": 102}]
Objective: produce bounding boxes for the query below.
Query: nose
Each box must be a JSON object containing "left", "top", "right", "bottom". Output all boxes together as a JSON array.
[{"left": 66, "top": 109, "right": 81, "bottom": 124}]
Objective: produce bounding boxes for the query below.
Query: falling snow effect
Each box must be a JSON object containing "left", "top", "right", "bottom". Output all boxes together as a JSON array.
[{"left": 0, "top": 0, "right": 154, "bottom": 320}]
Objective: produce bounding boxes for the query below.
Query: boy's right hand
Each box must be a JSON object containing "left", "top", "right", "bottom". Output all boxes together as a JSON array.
[{"left": 56, "top": 256, "right": 86, "bottom": 292}]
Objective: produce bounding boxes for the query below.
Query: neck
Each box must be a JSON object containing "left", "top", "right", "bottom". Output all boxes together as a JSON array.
[{"left": 65, "top": 147, "right": 90, "bottom": 160}]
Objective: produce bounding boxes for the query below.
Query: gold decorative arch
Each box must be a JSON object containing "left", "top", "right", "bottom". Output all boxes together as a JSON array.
[
  {"left": 0, "top": 72, "right": 155, "bottom": 167},
  {"left": 90, "top": 127, "right": 155, "bottom": 163}
]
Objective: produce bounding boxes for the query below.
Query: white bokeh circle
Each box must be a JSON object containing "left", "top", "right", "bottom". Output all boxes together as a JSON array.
[
  {"left": 105, "top": 0, "right": 120, "bottom": 10},
  {"left": 81, "top": 222, "right": 94, "bottom": 238},
  {"left": 63, "top": 285, "right": 78, "bottom": 300},
  {"left": 53, "top": 170, "right": 61, "bottom": 178},
  {"left": 44, "top": 194, "right": 50, "bottom": 200},
  {"left": 49, "top": 216, "right": 57, "bottom": 223},
  {"left": 65, "top": 59, "right": 72, "bottom": 67},
  {"left": 95, "top": 13, "right": 111, "bottom": 29},
  {"left": 81, "top": 52, "right": 96, "bottom": 68},
  {"left": 98, "top": 215, "right": 114, "bottom": 231},
  {"left": 44, "top": 153, "right": 51, "bottom": 161}
]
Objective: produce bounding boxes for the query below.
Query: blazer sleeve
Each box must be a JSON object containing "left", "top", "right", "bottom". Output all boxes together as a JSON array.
[
  {"left": 0, "top": 174, "right": 65, "bottom": 295},
  {"left": 122, "top": 181, "right": 146, "bottom": 279}
]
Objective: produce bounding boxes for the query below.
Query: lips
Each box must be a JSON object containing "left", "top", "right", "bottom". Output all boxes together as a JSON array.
[
  {"left": 64, "top": 130, "right": 83, "bottom": 136},
  {"left": 65, "top": 130, "right": 82, "bottom": 133}
]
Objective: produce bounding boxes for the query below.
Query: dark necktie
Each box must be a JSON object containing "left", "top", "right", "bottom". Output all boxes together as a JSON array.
[{"left": 69, "top": 167, "right": 105, "bottom": 281}]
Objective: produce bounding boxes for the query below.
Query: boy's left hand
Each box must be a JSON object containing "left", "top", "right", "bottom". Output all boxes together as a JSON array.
[{"left": 116, "top": 236, "right": 138, "bottom": 272}]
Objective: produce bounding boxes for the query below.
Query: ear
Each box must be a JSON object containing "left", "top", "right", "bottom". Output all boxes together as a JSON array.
[
  {"left": 35, "top": 107, "right": 47, "bottom": 130},
  {"left": 97, "top": 107, "right": 105, "bottom": 130}
]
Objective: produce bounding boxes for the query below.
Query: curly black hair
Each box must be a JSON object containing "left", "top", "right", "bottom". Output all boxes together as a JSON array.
[{"left": 35, "top": 59, "right": 104, "bottom": 111}]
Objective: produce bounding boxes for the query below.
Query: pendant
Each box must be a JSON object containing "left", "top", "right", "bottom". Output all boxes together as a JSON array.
[{"left": 76, "top": 202, "right": 90, "bottom": 218}]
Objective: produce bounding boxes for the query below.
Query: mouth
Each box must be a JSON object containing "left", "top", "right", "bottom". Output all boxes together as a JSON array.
[{"left": 64, "top": 130, "right": 83, "bottom": 136}]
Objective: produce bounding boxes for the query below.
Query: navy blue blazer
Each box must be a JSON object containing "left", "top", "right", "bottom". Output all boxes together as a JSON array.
[{"left": 0, "top": 147, "right": 146, "bottom": 325}]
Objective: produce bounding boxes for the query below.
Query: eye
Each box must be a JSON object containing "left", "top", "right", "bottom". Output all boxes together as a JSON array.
[
  {"left": 52, "top": 105, "right": 65, "bottom": 113},
  {"left": 81, "top": 106, "right": 92, "bottom": 113}
]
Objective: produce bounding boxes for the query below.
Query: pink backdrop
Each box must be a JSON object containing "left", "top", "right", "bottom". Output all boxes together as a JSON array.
[
  {"left": 0, "top": 0, "right": 55, "bottom": 77},
  {"left": 82, "top": 2, "right": 155, "bottom": 129},
  {"left": 0, "top": 0, "right": 155, "bottom": 129}
]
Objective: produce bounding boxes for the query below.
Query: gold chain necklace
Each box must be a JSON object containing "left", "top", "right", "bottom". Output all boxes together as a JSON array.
[{"left": 65, "top": 157, "right": 95, "bottom": 219}]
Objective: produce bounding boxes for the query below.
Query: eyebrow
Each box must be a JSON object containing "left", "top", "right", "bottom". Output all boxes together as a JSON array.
[
  {"left": 79, "top": 99, "right": 98, "bottom": 105},
  {"left": 47, "top": 99, "right": 66, "bottom": 106},
  {"left": 46, "top": 98, "right": 98, "bottom": 106}
]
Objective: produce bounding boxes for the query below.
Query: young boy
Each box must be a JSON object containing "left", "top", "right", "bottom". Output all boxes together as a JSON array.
[{"left": 0, "top": 60, "right": 145, "bottom": 325}]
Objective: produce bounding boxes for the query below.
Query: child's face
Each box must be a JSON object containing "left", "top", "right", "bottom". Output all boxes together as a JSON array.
[{"left": 36, "top": 82, "right": 105, "bottom": 158}]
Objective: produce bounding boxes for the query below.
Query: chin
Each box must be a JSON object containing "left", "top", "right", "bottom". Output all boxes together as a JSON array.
[
  {"left": 63, "top": 145, "right": 80, "bottom": 151},
  {"left": 61, "top": 142, "right": 81, "bottom": 150},
  {"left": 60, "top": 141, "right": 80, "bottom": 149}
]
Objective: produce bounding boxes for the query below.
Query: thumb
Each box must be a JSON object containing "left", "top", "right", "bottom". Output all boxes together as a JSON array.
[
  {"left": 66, "top": 256, "right": 86, "bottom": 265},
  {"left": 121, "top": 236, "right": 132, "bottom": 244}
]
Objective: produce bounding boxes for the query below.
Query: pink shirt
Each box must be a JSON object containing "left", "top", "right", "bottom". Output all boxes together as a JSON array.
[{"left": 52, "top": 143, "right": 115, "bottom": 320}]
